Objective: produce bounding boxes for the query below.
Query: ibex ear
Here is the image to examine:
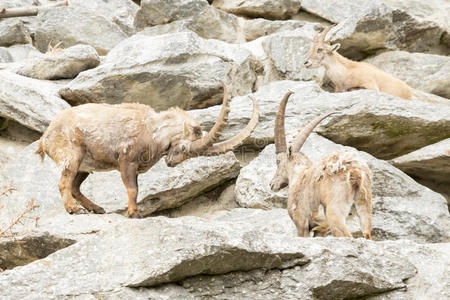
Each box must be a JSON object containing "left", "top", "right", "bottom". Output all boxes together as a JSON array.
[{"left": 331, "top": 43, "right": 340, "bottom": 52}]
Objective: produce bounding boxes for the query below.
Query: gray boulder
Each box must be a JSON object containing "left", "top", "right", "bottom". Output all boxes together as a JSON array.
[
  {"left": 69, "top": 0, "right": 139, "bottom": 36},
  {"left": 0, "top": 19, "right": 31, "bottom": 47},
  {"left": 261, "top": 26, "right": 325, "bottom": 83},
  {"left": 134, "top": 0, "right": 245, "bottom": 43},
  {"left": 0, "top": 71, "right": 70, "bottom": 133},
  {"left": 0, "top": 44, "right": 40, "bottom": 62},
  {"left": 242, "top": 18, "right": 314, "bottom": 41},
  {"left": 59, "top": 31, "right": 257, "bottom": 110},
  {"left": 368, "top": 241, "right": 450, "bottom": 300},
  {"left": 366, "top": 51, "right": 450, "bottom": 99},
  {"left": 390, "top": 138, "right": 450, "bottom": 204},
  {"left": 213, "top": 0, "right": 301, "bottom": 20},
  {"left": 191, "top": 80, "right": 450, "bottom": 160},
  {"left": 34, "top": 6, "right": 128, "bottom": 55},
  {"left": 0, "top": 215, "right": 416, "bottom": 298},
  {"left": 11, "top": 44, "right": 100, "bottom": 80},
  {"left": 0, "top": 47, "right": 12, "bottom": 63},
  {"left": 235, "top": 135, "right": 450, "bottom": 242},
  {"left": 328, "top": 4, "right": 448, "bottom": 59}
]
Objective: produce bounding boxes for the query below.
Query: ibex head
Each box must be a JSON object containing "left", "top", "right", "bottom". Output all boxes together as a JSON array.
[
  {"left": 304, "top": 25, "right": 340, "bottom": 69},
  {"left": 166, "top": 83, "right": 260, "bottom": 167},
  {"left": 270, "top": 91, "right": 336, "bottom": 192}
]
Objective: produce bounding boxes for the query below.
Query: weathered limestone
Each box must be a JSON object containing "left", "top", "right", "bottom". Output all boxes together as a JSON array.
[
  {"left": 390, "top": 138, "right": 450, "bottom": 204},
  {"left": 0, "top": 71, "right": 70, "bottom": 133},
  {"left": 366, "top": 51, "right": 450, "bottom": 99},
  {"left": 11, "top": 44, "right": 100, "bottom": 80},
  {"left": 34, "top": 6, "right": 128, "bottom": 55},
  {"left": 59, "top": 31, "right": 257, "bottom": 110}
]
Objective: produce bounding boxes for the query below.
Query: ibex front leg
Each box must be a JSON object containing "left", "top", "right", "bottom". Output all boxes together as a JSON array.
[{"left": 119, "top": 160, "right": 142, "bottom": 218}]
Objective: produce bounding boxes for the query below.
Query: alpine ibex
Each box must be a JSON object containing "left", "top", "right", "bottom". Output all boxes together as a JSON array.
[
  {"left": 304, "top": 26, "right": 412, "bottom": 100},
  {"left": 36, "top": 83, "right": 259, "bottom": 218},
  {"left": 270, "top": 91, "right": 372, "bottom": 239}
]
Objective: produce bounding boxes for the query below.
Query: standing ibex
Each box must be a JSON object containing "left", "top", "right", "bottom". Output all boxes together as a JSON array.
[
  {"left": 270, "top": 91, "right": 372, "bottom": 239},
  {"left": 36, "top": 83, "right": 259, "bottom": 218},
  {"left": 304, "top": 26, "right": 412, "bottom": 100}
]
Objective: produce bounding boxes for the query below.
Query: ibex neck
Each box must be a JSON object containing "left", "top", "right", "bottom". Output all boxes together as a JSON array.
[
  {"left": 152, "top": 110, "right": 186, "bottom": 152},
  {"left": 323, "top": 51, "right": 355, "bottom": 85}
]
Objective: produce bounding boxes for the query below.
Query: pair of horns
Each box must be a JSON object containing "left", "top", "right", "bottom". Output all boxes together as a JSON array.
[
  {"left": 313, "top": 25, "right": 335, "bottom": 43},
  {"left": 189, "top": 82, "right": 260, "bottom": 156},
  {"left": 274, "top": 91, "right": 336, "bottom": 154}
]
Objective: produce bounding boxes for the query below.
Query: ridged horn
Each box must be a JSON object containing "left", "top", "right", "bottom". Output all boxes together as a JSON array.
[
  {"left": 320, "top": 25, "right": 334, "bottom": 42},
  {"left": 274, "top": 91, "right": 294, "bottom": 154},
  {"left": 189, "top": 81, "right": 231, "bottom": 153},
  {"left": 290, "top": 111, "right": 337, "bottom": 153},
  {"left": 202, "top": 95, "right": 259, "bottom": 156}
]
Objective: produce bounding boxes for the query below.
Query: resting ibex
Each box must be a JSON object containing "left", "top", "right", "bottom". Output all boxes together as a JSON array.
[
  {"left": 36, "top": 83, "right": 259, "bottom": 218},
  {"left": 304, "top": 26, "right": 412, "bottom": 100},
  {"left": 270, "top": 91, "right": 372, "bottom": 239}
]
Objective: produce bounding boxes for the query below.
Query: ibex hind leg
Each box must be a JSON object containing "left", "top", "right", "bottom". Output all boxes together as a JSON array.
[
  {"left": 354, "top": 181, "right": 372, "bottom": 240},
  {"left": 71, "top": 171, "right": 105, "bottom": 214},
  {"left": 325, "top": 203, "right": 353, "bottom": 238},
  {"left": 58, "top": 151, "right": 88, "bottom": 215}
]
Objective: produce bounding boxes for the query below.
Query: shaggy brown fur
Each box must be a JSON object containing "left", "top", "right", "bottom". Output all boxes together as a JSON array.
[
  {"left": 304, "top": 26, "right": 412, "bottom": 100},
  {"left": 36, "top": 84, "right": 259, "bottom": 218},
  {"left": 270, "top": 92, "right": 372, "bottom": 239}
]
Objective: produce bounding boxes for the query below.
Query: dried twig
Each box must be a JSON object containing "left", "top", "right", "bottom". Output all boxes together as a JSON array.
[
  {"left": 0, "top": 0, "right": 68, "bottom": 19},
  {"left": 0, "top": 199, "right": 39, "bottom": 238}
]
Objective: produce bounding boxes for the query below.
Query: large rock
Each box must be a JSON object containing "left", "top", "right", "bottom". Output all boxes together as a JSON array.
[
  {"left": 366, "top": 51, "right": 450, "bottom": 99},
  {"left": 241, "top": 18, "right": 311, "bottom": 41},
  {"left": 0, "top": 71, "right": 70, "bottom": 133},
  {"left": 0, "top": 47, "right": 12, "bottom": 63},
  {"left": 0, "top": 214, "right": 417, "bottom": 298},
  {"left": 234, "top": 135, "right": 450, "bottom": 242},
  {"left": 0, "top": 19, "right": 31, "bottom": 47},
  {"left": 59, "top": 31, "right": 257, "bottom": 110},
  {"left": 261, "top": 25, "right": 325, "bottom": 83},
  {"left": 69, "top": 0, "right": 139, "bottom": 35},
  {"left": 0, "top": 136, "right": 28, "bottom": 171},
  {"left": 329, "top": 3, "right": 448, "bottom": 59},
  {"left": 10, "top": 44, "right": 100, "bottom": 80},
  {"left": 134, "top": 0, "right": 245, "bottom": 43},
  {"left": 390, "top": 138, "right": 450, "bottom": 204},
  {"left": 213, "top": 0, "right": 301, "bottom": 20},
  {"left": 191, "top": 80, "right": 450, "bottom": 160},
  {"left": 0, "top": 44, "right": 40, "bottom": 62},
  {"left": 0, "top": 141, "right": 240, "bottom": 235},
  {"left": 34, "top": 6, "right": 128, "bottom": 55},
  {"left": 369, "top": 241, "right": 450, "bottom": 300}
]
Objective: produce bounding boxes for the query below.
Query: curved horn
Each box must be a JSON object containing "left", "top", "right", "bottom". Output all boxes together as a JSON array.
[
  {"left": 290, "top": 111, "right": 337, "bottom": 153},
  {"left": 202, "top": 95, "right": 259, "bottom": 156},
  {"left": 274, "top": 91, "right": 294, "bottom": 154},
  {"left": 320, "top": 25, "right": 334, "bottom": 42},
  {"left": 189, "top": 81, "right": 231, "bottom": 153}
]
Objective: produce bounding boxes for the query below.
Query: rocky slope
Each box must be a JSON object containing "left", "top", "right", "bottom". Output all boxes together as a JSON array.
[{"left": 0, "top": 0, "right": 449, "bottom": 299}]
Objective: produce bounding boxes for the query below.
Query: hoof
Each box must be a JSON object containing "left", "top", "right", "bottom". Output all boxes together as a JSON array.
[
  {"left": 128, "top": 211, "right": 143, "bottom": 219},
  {"left": 67, "top": 207, "right": 88, "bottom": 214},
  {"left": 89, "top": 206, "right": 105, "bottom": 214}
]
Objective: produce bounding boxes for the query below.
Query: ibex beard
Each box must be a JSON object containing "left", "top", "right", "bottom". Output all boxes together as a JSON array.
[{"left": 36, "top": 83, "right": 259, "bottom": 218}]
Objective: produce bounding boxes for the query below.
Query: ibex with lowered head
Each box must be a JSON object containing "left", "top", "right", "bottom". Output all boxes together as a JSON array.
[
  {"left": 304, "top": 26, "right": 412, "bottom": 100},
  {"left": 270, "top": 91, "right": 372, "bottom": 238},
  {"left": 36, "top": 83, "right": 259, "bottom": 218}
]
